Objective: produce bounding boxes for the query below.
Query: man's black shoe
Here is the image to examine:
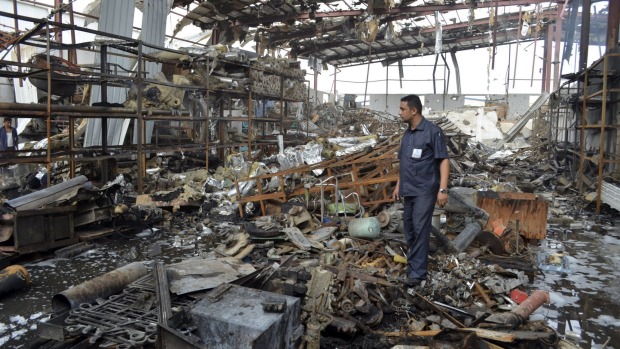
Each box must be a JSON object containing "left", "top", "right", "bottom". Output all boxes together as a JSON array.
[{"left": 398, "top": 276, "right": 423, "bottom": 287}]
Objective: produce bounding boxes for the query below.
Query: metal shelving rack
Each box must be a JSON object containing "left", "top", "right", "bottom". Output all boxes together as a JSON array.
[
  {"left": 205, "top": 57, "right": 309, "bottom": 163},
  {"left": 0, "top": 11, "right": 309, "bottom": 193},
  {"left": 576, "top": 52, "right": 620, "bottom": 212},
  {"left": 550, "top": 78, "right": 583, "bottom": 176}
]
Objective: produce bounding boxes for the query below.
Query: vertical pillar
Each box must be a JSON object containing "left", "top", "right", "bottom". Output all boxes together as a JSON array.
[
  {"left": 545, "top": 25, "right": 553, "bottom": 92},
  {"left": 100, "top": 45, "right": 109, "bottom": 183},
  {"left": 553, "top": 14, "right": 563, "bottom": 90},
  {"left": 137, "top": 43, "right": 144, "bottom": 194},
  {"left": 541, "top": 29, "right": 548, "bottom": 92},
  {"left": 607, "top": 0, "right": 620, "bottom": 51},
  {"left": 54, "top": 0, "right": 62, "bottom": 43},
  {"left": 579, "top": 0, "right": 591, "bottom": 71},
  {"left": 385, "top": 64, "right": 389, "bottom": 111}
]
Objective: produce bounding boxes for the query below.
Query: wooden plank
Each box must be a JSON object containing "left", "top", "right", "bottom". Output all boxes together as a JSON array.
[
  {"left": 459, "top": 328, "right": 515, "bottom": 342},
  {"left": 16, "top": 206, "right": 76, "bottom": 217},
  {"left": 375, "top": 330, "right": 441, "bottom": 337},
  {"left": 78, "top": 228, "right": 115, "bottom": 240}
]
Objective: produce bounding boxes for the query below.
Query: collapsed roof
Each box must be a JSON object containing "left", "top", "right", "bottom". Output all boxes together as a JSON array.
[{"left": 171, "top": 0, "right": 566, "bottom": 67}]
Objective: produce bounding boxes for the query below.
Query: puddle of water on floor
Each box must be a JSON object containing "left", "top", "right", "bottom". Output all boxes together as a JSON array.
[{"left": 531, "top": 222, "right": 620, "bottom": 349}]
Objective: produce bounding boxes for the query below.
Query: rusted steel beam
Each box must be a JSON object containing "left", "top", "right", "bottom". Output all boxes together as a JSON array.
[
  {"left": 579, "top": 0, "right": 591, "bottom": 71},
  {"left": 607, "top": 0, "right": 620, "bottom": 51}
]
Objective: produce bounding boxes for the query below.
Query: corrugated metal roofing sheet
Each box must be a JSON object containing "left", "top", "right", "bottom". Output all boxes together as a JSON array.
[{"left": 84, "top": 0, "right": 135, "bottom": 148}]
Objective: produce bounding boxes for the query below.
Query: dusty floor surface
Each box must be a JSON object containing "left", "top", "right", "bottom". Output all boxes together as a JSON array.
[{"left": 0, "top": 219, "right": 619, "bottom": 348}]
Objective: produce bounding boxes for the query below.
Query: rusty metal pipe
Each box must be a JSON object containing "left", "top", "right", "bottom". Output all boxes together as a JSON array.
[
  {"left": 52, "top": 262, "right": 147, "bottom": 313},
  {"left": 452, "top": 221, "right": 483, "bottom": 252},
  {"left": 496, "top": 290, "right": 550, "bottom": 328},
  {"left": 0, "top": 102, "right": 190, "bottom": 116},
  {"left": 0, "top": 265, "right": 30, "bottom": 298}
]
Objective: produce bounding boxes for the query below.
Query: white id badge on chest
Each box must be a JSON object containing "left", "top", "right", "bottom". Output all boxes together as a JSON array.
[{"left": 411, "top": 148, "right": 422, "bottom": 158}]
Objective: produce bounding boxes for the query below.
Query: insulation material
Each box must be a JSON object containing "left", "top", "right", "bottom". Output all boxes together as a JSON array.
[
  {"left": 11, "top": 46, "right": 38, "bottom": 137},
  {"left": 132, "top": 0, "right": 174, "bottom": 145},
  {"left": 84, "top": 0, "right": 135, "bottom": 147},
  {"left": 435, "top": 11, "right": 443, "bottom": 54}
]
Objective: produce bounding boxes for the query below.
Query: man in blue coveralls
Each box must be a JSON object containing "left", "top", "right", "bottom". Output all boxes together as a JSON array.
[{"left": 392, "top": 95, "right": 449, "bottom": 287}]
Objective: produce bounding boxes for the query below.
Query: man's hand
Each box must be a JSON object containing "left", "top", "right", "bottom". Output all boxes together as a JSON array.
[
  {"left": 437, "top": 191, "right": 448, "bottom": 207},
  {"left": 392, "top": 186, "right": 400, "bottom": 201}
]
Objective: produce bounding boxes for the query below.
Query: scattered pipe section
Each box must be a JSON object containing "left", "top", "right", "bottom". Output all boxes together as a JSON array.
[
  {"left": 495, "top": 290, "right": 550, "bottom": 328},
  {"left": 52, "top": 262, "right": 148, "bottom": 313},
  {"left": 0, "top": 265, "right": 30, "bottom": 298},
  {"left": 451, "top": 221, "right": 483, "bottom": 252}
]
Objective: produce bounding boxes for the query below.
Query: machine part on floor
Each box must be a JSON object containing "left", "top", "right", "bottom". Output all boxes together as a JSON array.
[
  {"left": 348, "top": 217, "right": 381, "bottom": 240},
  {"left": 328, "top": 316, "right": 358, "bottom": 335},
  {"left": 376, "top": 211, "right": 391, "bottom": 228},
  {"left": 0, "top": 265, "right": 30, "bottom": 298},
  {"left": 478, "top": 226, "right": 526, "bottom": 255},
  {"left": 452, "top": 221, "right": 483, "bottom": 253},
  {"left": 305, "top": 319, "right": 322, "bottom": 349},
  {"left": 51, "top": 262, "right": 148, "bottom": 313},
  {"left": 447, "top": 190, "right": 489, "bottom": 226},
  {"left": 432, "top": 209, "right": 443, "bottom": 231},
  {"left": 431, "top": 226, "right": 456, "bottom": 252},
  {"left": 380, "top": 209, "right": 402, "bottom": 234},
  {"left": 304, "top": 267, "right": 336, "bottom": 314},
  {"left": 189, "top": 285, "right": 302, "bottom": 349}
]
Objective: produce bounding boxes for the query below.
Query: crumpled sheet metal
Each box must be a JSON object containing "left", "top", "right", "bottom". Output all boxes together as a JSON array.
[
  {"left": 166, "top": 257, "right": 256, "bottom": 295},
  {"left": 334, "top": 138, "right": 378, "bottom": 157},
  {"left": 278, "top": 147, "right": 305, "bottom": 171},
  {"left": 282, "top": 227, "right": 323, "bottom": 250},
  {"left": 482, "top": 270, "right": 529, "bottom": 294},
  {"left": 275, "top": 142, "right": 324, "bottom": 176}
]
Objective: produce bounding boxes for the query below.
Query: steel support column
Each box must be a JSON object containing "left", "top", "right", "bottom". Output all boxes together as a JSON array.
[
  {"left": 543, "top": 25, "right": 553, "bottom": 92},
  {"left": 607, "top": 0, "right": 620, "bottom": 51},
  {"left": 579, "top": 0, "right": 591, "bottom": 71},
  {"left": 450, "top": 50, "right": 461, "bottom": 94},
  {"left": 553, "top": 14, "right": 563, "bottom": 90}
]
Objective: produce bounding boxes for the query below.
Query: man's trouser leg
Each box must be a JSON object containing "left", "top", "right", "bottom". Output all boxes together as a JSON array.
[{"left": 403, "top": 194, "right": 436, "bottom": 281}]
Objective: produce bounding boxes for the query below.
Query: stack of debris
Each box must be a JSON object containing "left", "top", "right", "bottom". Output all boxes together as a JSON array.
[{"left": 2, "top": 103, "right": 614, "bottom": 348}]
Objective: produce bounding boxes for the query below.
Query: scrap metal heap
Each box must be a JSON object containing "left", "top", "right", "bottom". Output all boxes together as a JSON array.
[{"left": 17, "top": 107, "right": 602, "bottom": 348}]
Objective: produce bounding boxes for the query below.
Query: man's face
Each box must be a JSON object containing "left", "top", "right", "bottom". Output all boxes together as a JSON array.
[
  {"left": 399, "top": 101, "right": 415, "bottom": 123},
  {"left": 3, "top": 120, "right": 10, "bottom": 128}
]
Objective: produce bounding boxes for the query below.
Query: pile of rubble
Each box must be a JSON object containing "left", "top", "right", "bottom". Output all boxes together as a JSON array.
[{"left": 1, "top": 105, "right": 616, "bottom": 349}]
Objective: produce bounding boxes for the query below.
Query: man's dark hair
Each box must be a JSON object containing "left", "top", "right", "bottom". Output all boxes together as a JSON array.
[
  {"left": 401, "top": 95, "right": 423, "bottom": 114},
  {"left": 3, "top": 117, "right": 11, "bottom": 123}
]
